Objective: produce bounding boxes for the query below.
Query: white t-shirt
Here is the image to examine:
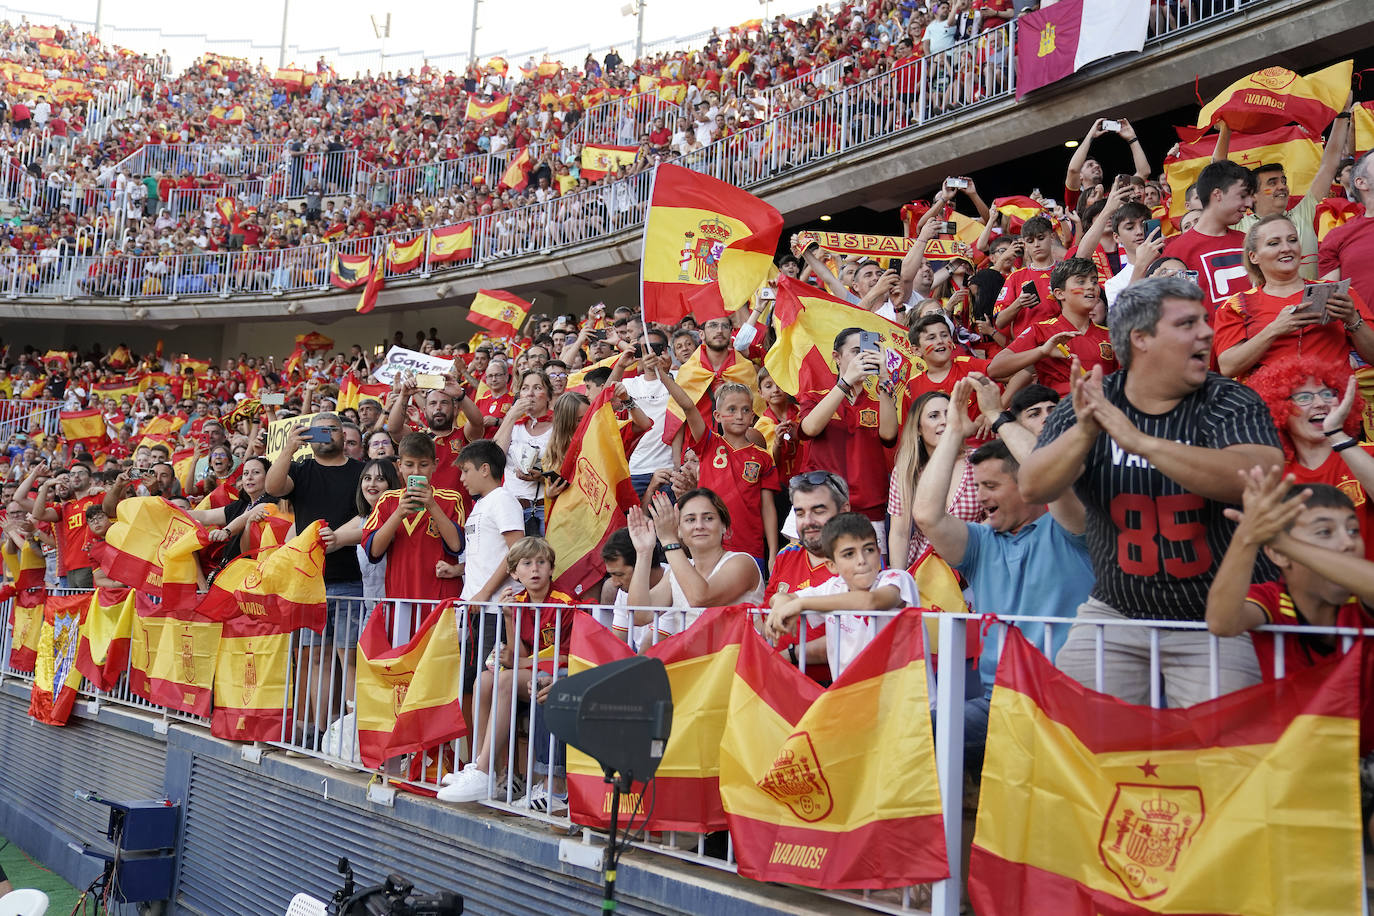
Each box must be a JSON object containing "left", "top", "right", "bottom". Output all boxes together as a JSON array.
[
  {"left": 659, "top": 551, "right": 766, "bottom": 636},
  {"left": 801, "top": 568, "right": 920, "bottom": 681},
  {"left": 597, "top": 568, "right": 666, "bottom": 651},
  {"left": 460, "top": 486, "right": 524, "bottom": 601},
  {"left": 624, "top": 374, "right": 671, "bottom": 475},
  {"left": 504, "top": 422, "right": 553, "bottom": 500}
]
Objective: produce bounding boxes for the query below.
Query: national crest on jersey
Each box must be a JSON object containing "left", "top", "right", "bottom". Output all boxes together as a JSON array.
[
  {"left": 858, "top": 408, "right": 879, "bottom": 427},
  {"left": 742, "top": 460, "right": 762, "bottom": 483}
]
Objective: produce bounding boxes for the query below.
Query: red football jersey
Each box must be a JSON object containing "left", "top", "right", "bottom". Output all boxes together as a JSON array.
[
  {"left": 363, "top": 486, "right": 466, "bottom": 600},
  {"left": 689, "top": 427, "right": 780, "bottom": 558},
  {"left": 1005, "top": 314, "right": 1118, "bottom": 395}
]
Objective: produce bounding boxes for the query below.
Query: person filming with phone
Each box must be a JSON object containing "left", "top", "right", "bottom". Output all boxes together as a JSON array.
[{"left": 1214, "top": 214, "right": 1374, "bottom": 381}]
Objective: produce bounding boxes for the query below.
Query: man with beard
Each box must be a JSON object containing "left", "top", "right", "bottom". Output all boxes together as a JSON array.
[
  {"left": 765, "top": 471, "right": 851, "bottom": 683},
  {"left": 385, "top": 378, "right": 483, "bottom": 493},
  {"left": 667, "top": 315, "right": 763, "bottom": 464},
  {"left": 29, "top": 461, "right": 104, "bottom": 588}
]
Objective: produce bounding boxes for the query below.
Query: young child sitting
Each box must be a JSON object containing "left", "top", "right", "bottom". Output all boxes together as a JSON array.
[
  {"left": 438, "top": 536, "right": 580, "bottom": 806},
  {"left": 1207, "top": 468, "right": 1374, "bottom": 679},
  {"left": 765, "top": 512, "right": 920, "bottom": 681}
]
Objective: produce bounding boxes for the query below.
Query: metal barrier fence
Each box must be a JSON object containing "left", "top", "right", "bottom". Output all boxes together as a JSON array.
[
  {"left": 2, "top": 1, "right": 1273, "bottom": 306},
  {"left": 565, "top": 90, "right": 683, "bottom": 151},
  {"left": 0, "top": 398, "right": 63, "bottom": 438},
  {"left": 0, "top": 590, "right": 1366, "bottom": 916}
]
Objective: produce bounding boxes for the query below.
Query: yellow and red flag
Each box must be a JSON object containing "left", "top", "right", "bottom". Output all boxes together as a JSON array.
[
  {"left": 486, "top": 56, "right": 508, "bottom": 75},
  {"left": 29, "top": 593, "right": 88, "bottom": 726},
  {"left": 355, "top": 600, "right": 469, "bottom": 767},
  {"left": 579, "top": 143, "right": 638, "bottom": 181},
  {"left": 212, "top": 611, "right": 293, "bottom": 741},
  {"left": 330, "top": 251, "right": 371, "bottom": 289},
  {"left": 1356, "top": 101, "right": 1374, "bottom": 155},
  {"left": 129, "top": 593, "right": 222, "bottom": 716},
  {"left": 661, "top": 344, "right": 765, "bottom": 446},
  {"left": 5, "top": 582, "right": 44, "bottom": 672},
  {"left": 968, "top": 627, "right": 1362, "bottom": 916},
  {"left": 641, "top": 163, "right": 783, "bottom": 326},
  {"left": 337, "top": 374, "right": 389, "bottom": 412},
  {"left": 139, "top": 414, "right": 182, "bottom": 437},
  {"left": 568, "top": 607, "right": 753, "bottom": 831},
  {"left": 721, "top": 608, "right": 948, "bottom": 889},
  {"left": 43, "top": 349, "right": 71, "bottom": 372},
  {"left": 28, "top": 25, "right": 55, "bottom": 39},
  {"left": 236, "top": 520, "right": 328, "bottom": 632},
  {"left": 427, "top": 223, "right": 473, "bottom": 264},
  {"left": 657, "top": 80, "right": 688, "bottom": 105},
  {"left": 94, "top": 377, "right": 142, "bottom": 402},
  {"left": 498, "top": 147, "right": 533, "bottom": 192},
  {"left": 1196, "top": 59, "right": 1351, "bottom": 136},
  {"left": 537, "top": 61, "right": 561, "bottom": 78},
  {"left": 1315, "top": 197, "right": 1365, "bottom": 242},
  {"left": 726, "top": 50, "right": 750, "bottom": 74},
  {"left": 356, "top": 257, "right": 385, "bottom": 314},
  {"left": 464, "top": 94, "right": 510, "bottom": 122},
  {"left": 177, "top": 355, "right": 210, "bottom": 376},
  {"left": 468, "top": 289, "right": 533, "bottom": 338},
  {"left": 991, "top": 195, "right": 1046, "bottom": 234},
  {"left": 75, "top": 587, "right": 135, "bottom": 691},
  {"left": 387, "top": 236, "right": 425, "bottom": 274},
  {"left": 546, "top": 389, "right": 640, "bottom": 596},
  {"left": 1164, "top": 124, "right": 1322, "bottom": 219},
  {"left": 90, "top": 497, "right": 209, "bottom": 606},
  {"left": 60, "top": 408, "right": 107, "bottom": 451},
  {"left": 765, "top": 277, "right": 924, "bottom": 401}
]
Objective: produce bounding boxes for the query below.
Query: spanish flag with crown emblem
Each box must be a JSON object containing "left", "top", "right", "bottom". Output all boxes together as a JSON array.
[
  {"left": 129, "top": 593, "right": 222, "bottom": 716},
  {"left": 94, "top": 377, "right": 142, "bottom": 402},
  {"left": 29, "top": 593, "right": 88, "bottom": 726},
  {"left": 1164, "top": 124, "right": 1322, "bottom": 220},
  {"left": 90, "top": 497, "right": 209, "bottom": 606},
  {"left": 212, "top": 611, "right": 293, "bottom": 742},
  {"left": 720, "top": 608, "right": 948, "bottom": 888},
  {"left": 568, "top": 607, "right": 752, "bottom": 831},
  {"left": 546, "top": 389, "right": 639, "bottom": 597},
  {"left": 3, "top": 534, "right": 47, "bottom": 672},
  {"left": 387, "top": 235, "right": 426, "bottom": 274},
  {"left": 60, "top": 408, "right": 107, "bottom": 452},
  {"left": 76, "top": 587, "right": 135, "bottom": 691},
  {"left": 355, "top": 600, "right": 468, "bottom": 768},
  {"left": 1196, "top": 60, "right": 1351, "bottom": 136},
  {"left": 428, "top": 223, "right": 473, "bottom": 264},
  {"left": 468, "top": 289, "right": 533, "bottom": 338},
  {"left": 580, "top": 144, "right": 638, "bottom": 181},
  {"left": 641, "top": 164, "right": 783, "bottom": 326},
  {"left": 465, "top": 94, "right": 510, "bottom": 122},
  {"left": 968, "top": 627, "right": 1362, "bottom": 916}
]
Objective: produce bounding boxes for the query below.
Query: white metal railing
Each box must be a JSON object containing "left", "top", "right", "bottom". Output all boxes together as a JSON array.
[
  {"left": 565, "top": 89, "right": 682, "bottom": 151},
  {"left": 0, "top": 398, "right": 64, "bottom": 438},
  {"left": 1, "top": 591, "right": 1365, "bottom": 916}
]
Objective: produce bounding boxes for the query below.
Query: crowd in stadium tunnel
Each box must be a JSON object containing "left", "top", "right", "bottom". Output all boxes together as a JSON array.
[{"left": 6, "top": 1, "right": 1374, "bottom": 909}]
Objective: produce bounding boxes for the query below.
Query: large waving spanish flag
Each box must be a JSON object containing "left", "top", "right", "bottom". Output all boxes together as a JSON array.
[
  {"left": 94, "top": 377, "right": 142, "bottom": 402},
  {"left": 764, "top": 277, "right": 925, "bottom": 402},
  {"left": 580, "top": 144, "right": 638, "bottom": 181},
  {"left": 721, "top": 609, "right": 948, "bottom": 889},
  {"left": 428, "top": 223, "right": 474, "bottom": 264},
  {"left": 129, "top": 593, "right": 222, "bottom": 716},
  {"left": 468, "top": 289, "right": 533, "bottom": 338},
  {"left": 465, "top": 94, "right": 510, "bottom": 122},
  {"left": 1164, "top": 124, "right": 1322, "bottom": 220},
  {"left": 969, "top": 627, "right": 1362, "bottom": 916},
  {"left": 29, "top": 593, "right": 88, "bottom": 726},
  {"left": 568, "top": 607, "right": 752, "bottom": 832},
  {"left": 641, "top": 164, "right": 783, "bottom": 326},
  {"left": 1196, "top": 60, "right": 1351, "bottom": 135},
  {"left": 546, "top": 389, "right": 639, "bottom": 597},
  {"left": 355, "top": 600, "right": 469, "bottom": 768},
  {"left": 356, "top": 254, "right": 385, "bottom": 314},
  {"left": 60, "top": 408, "right": 107, "bottom": 451},
  {"left": 1315, "top": 197, "right": 1364, "bottom": 242},
  {"left": 76, "top": 587, "right": 135, "bottom": 691},
  {"left": 200, "top": 520, "right": 328, "bottom": 633},
  {"left": 498, "top": 148, "right": 532, "bottom": 192},
  {"left": 90, "top": 497, "right": 209, "bottom": 606}
]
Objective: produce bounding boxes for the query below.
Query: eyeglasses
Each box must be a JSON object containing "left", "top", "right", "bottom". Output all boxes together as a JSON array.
[{"left": 1288, "top": 389, "right": 1340, "bottom": 406}]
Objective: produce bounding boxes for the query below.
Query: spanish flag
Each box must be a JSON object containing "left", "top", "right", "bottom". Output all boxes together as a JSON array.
[
  {"left": 464, "top": 94, "right": 510, "bottom": 122},
  {"left": 537, "top": 61, "right": 561, "bottom": 78},
  {"left": 233, "top": 520, "right": 328, "bottom": 633},
  {"left": 29, "top": 593, "right": 88, "bottom": 726},
  {"left": 568, "top": 607, "right": 752, "bottom": 831},
  {"left": 337, "top": 374, "right": 389, "bottom": 412},
  {"left": 212, "top": 611, "right": 293, "bottom": 742},
  {"left": 43, "top": 350, "right": 71, "bottom": 372},
  {"left": 28, "top": 24, "right": 55, "bottom": 39},
  {"left": 427, "top": 223, "right": 474, "bottom": 264},
  {"left": 656, "top": 80, "right": 688, "bottom": 105},
  {"left": 387, "top": 236, "right": 425, "bottom": 274},
  {"left": 60, "top": 408, "right": 107, "bottom": 451},
  {"left": 76, "top": 587, "right": 135, "bottom": 691},
  {"left": 991, "top": 195, "right": 1045, "bottom": 234},
  {"left": 355, "top": 600, "right": 469, "bottom": 768},
  {"left": 1164, "top": 124, "right": 1322, "bottom": 219},
  {"left": 726, "top": 50, "right": 750, "bottom": 74},
  {"left": 356, "top": 257, "right": 385, "bottom": 314},
  {"left": 1196, "top": 60, "right": 1351, "bottom": 136},
  {"left": 1356, "top": 101, "right": 1374, "bottom": 155},
  {"left": 330, "top": 251, "right": 371, "bottom": 289},
  {"left": 107, "top": 344, "right": 133, "bottom": 369},
  {"left": 177, "top": 355, "right": 210, "bottom": 375},
  {"left": 580, "top": 143, "right": 638, "bottom": 181},
  {"left": 764, "top": 277, "right": 925, "bottom": 401},
  {"left": 486, "top": 56, "right": 508, "bottom": 75},
  {"left": 129, "top": 593, "right": 222, "bottom": 716},
  {"left": 661, "top": 344, "right": 765, "bottom": 447},
  {"left": 468, "top": 289, "right": 533, "bottom": 338},
  {"left": 94, "top": 377, "right": 141, "bottom": 401},
  {"left": 5, "top": 581, "right": 44, "bottom": 672},
  {"left": 139, "top": 414, "right": 182, "bottom": 437},
  {"left": 546, "top": 389, "right": 640, "bottom": 597},
  {"left": 498, "top": 147, "right": 532, "bottom": 192},
  {"left": 721, "top": 609, "right": 948, "bottom": 889},
  {"left": 969, "top": 627, "right": 1362, "bottom": 916},
  {"left": 1315, "top": 197, "right": 1364, "bottom": 242},
  {"left": 90, "top": 497, "right": 209, "bottom": 606},
  {"left": 641, "top": 164, "right": 783, "bottom": 326}
]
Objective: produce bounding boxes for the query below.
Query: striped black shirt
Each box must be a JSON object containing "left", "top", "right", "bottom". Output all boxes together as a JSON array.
[{"left": 1036, "top": 372, "right": 1280, "bottom": 621}]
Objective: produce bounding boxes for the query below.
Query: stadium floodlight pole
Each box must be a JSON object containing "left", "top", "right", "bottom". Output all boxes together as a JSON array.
[
  {"left": 634, "top": 0, "right": 646, "bottom": 63},
  {"left": 94, "top": 0, "right": 103, "bottom": 37},
  {"left": 468, "top": 0, "right": 482, "bottom": 68},
  {"left": 278, "top": 0, "right": 289, "bottom": 70}
]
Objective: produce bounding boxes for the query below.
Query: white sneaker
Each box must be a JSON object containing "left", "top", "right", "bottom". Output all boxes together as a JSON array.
[
  {"left": 440, "top": 762, "right": 476, "bottom": 787},
  {"left": 514, "top": 783, "right": 568, "bottom": 813},
  {"left": 436, "top": 766, "right": 490, "bottom": 803}
]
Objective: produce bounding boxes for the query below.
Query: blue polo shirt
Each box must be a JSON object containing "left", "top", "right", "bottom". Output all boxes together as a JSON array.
[{"left": 952, "top": 513, "right": 1094, "bottom": 695}]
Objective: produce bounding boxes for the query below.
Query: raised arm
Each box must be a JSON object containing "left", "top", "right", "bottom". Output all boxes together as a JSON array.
[{"left": 1018, "top": 362, "right": 1101, "bottom": 504}]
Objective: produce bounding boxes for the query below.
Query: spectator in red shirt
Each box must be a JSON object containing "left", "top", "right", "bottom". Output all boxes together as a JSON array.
[
  {"left": 993, "top": 215, "right": 1059, "bottom": 339},
  {"left": 363, "top": 432, "right": 465, "bottom": 601},
  {"left": 1319, "top": 150, "right": 1374, "bottom": 307},
  {"left": 1163, "top": 159, "right": 1256, "bottom": 314}
]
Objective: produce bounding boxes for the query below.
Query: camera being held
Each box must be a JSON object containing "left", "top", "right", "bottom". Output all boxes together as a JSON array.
[{"left": 328, "top": 857, "right": 464, "bottom": 916}]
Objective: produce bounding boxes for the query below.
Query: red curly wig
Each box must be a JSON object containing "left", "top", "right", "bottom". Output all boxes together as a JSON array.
[{"left": 1247, "top": 354, "right": 1363, "bottom": 461}]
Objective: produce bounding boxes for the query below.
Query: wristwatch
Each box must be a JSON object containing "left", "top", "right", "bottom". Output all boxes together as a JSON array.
[
  {"left": 990, "top": 410, "right": 1016, "bottom": 434},
  {"left": 661, "top": 542, "right": 684, "bottom": 552}
]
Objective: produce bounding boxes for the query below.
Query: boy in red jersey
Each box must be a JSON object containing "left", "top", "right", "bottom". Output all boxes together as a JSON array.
[
  {"left": 992, "top": 215, "right": 1059, "bottom": 339},
  {"left": 363, "top": 432, "right": 465, "bottom": 600},
  {"left": 438, "top": 536, "right": 579, "bottom": 804},
  {"left": 658, "top": 366, "right": 780, "bottom": 571}
]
